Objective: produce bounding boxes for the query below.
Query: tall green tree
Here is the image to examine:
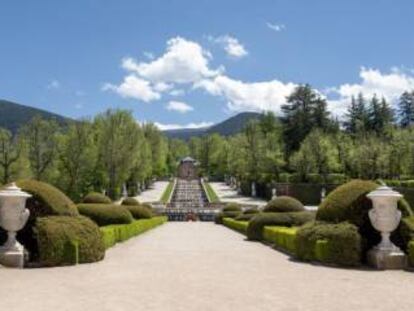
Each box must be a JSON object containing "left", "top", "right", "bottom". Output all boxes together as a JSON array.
[
  {"left": 0, "top": 128, "right": 20, "bottom": 184},
  {"left": 398, "top": 91, "right": 414, "bottom": 128}
]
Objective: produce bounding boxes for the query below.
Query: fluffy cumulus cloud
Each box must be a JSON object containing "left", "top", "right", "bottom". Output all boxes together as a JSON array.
[
  {"left": 209, "top": 35, "right": 248, "bottom": 59},
  {"left": 154, "top": 121, "right": 213, "bottom": 131},
  {"left": 328, "top": 67, "right": 414, "bottom": 116},
  {"left": 102, "top": 75, "right": 160, "bottom": 102},
  {"left": 166, "top": 101, "right": 193, "bottom": 113},
  {"left": 195, "top": 75, "right": 297, "bottom": 113}
]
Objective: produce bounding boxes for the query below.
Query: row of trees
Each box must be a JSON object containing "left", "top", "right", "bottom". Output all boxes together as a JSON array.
[
  {"left": 0, "top": 110, "right": 173, "bottom": 200},
  {"left": 187, "top": 86, "right": 414, "bottom": 185}
]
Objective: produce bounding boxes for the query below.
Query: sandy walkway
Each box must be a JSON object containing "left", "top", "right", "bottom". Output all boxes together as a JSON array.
[
  {"left": 210, "top": 182, "right": 267, "bottom": 207},
  {"left": 133, "top": 181, "right": 169, "bottom": 203},
  {"left": 0, "top": 222, "right": 413, "bottom": 311}
]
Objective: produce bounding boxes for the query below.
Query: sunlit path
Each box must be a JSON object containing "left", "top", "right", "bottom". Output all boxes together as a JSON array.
[{"left": 1, "top": 222, "right": 413, "bottom": 311}]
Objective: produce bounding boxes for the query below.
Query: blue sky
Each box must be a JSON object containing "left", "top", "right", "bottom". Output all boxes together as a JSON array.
[{"left": 1, "top": 0, "right": 414, "bottom": 129}]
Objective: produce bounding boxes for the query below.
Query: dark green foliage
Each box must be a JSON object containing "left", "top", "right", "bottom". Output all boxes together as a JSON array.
[
  {"left": 121, "top": 197, "right": 140, "bottom": 206},
  {"left": 77, "top": 204, "right": 133, "bottom": 226},
  {"left": 263, "top": 196, "right": 304, "bottom": 213},
  {"left": 5, "top": 180, "right": 80, "bottom": 260},
  {"left": 400, "top": 216, "right": 414, "bottom": 248},
  {"left": 83, "top": 192, "right": 112, "bottom": 204},
  {"left": 235, "top": 213, "right": 258, "bottom": 221},
  {"left": 244, "top": 208, "right": 259, "bottom": 214},
  {"left": 398, "top": 91, "right": 414, "bottom": 128},
  {"left": 223, "top": 203, "right": 242, "bottom": 212},
  {"left": 247, "top": 211, "right": 315, "bottom": 241},
  {"left": 100, "top": 217, "right": 167, "bottom": 249},
  {"left": 296, "top": 222, "right": 361, "bottom": 266},
  {"left": 214, "top": 211, "right": 241, "bottom": 224},
  {"left": 125, "top": 205, "right": 152, "bottom": 219},
  {"left": 36, "top": 216, "right": 105, "bottom": 266}
]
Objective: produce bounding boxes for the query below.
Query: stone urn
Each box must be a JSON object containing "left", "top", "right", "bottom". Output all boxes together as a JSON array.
[
  {"left": 0, "top": 183, "right": 31, "bottom": 268},
  {"left": 271, "top": 188, "right": 277, "bottom": 200},
  {"left": 366, "top": 185, "right": 407, "bottom": 269}
]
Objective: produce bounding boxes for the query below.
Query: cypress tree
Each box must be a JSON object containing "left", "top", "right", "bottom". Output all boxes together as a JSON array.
[{"left": 398, "top": 91, "right": 414, "bottom": 128}]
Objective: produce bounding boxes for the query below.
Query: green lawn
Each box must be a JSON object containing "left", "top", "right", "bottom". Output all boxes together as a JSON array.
[
  {"left": 160, "top": 180, "right": 175, "bottom": 203},
  {"left": 204, "top": 182, "right": 220, "bottom": 203}
]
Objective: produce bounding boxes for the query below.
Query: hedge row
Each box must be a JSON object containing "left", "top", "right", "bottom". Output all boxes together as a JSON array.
[
  {"left": 100, "top": 216, "right": 167, "bottom": 249},
  {"left": 296, "top": 222, "right": 361, "bottom": 266},
  {"left": 247, "top": 212, "right": 315, "bottom": 241},
  {"left": 409, "top": 241, "right": 414, "bottom": 267},
  {"left": 36, "top": 216, "right": 105, "bottom": 266},
  {"left": 263, "top": 226, "right": 298, "bottom": 255},
  {"left": 222, "top": 218, "right": 248, "bottom": 235},
  {"left": 77, "top": 204, "right": 134, "bottom": 226},
  {"left": 214, "top": 211, "right": 241, "bottom": 224}
]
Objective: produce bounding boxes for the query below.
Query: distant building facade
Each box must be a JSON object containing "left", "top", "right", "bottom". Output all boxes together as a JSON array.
[{"left": 177, "top": 156, "right": 198, "bottom": 179}]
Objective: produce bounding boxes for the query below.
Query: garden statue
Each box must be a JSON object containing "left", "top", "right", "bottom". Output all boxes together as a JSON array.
[
  {"left": 0, "top": 183, "right": 31, "bottom": 268},
  {"left": 122, "top": 183, "right": 128, "bottom": 198},
  {"left": 366, "top": 185, "right": 407, "bottom": 269},
  {"left": 321, "top": 187, "right": 326, "bottom": 202},
  {"left": 272, "top": 188, "right": 277, "bottom": 200},
  {"left": 251, "top": 182, "right": 257, "bottom": 197}
]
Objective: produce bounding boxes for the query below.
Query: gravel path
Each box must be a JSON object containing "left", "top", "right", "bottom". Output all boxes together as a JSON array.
[
  {"left": 133, "top": 181, "right": 169, "bottom": 203},
  {"left": 210, "top": 182, "right": 266, "bottom": 207},
  {"left": 0, "top": 222, "right": 413, "bottom": 311}
]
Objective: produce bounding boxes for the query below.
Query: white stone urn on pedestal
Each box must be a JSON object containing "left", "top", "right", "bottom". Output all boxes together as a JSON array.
[
  {"left": 0, "top": 183, "right": 31, "bottom": 268},
  {"left": 366, "top": 185, "right": 407, "bottom": 269},
  {"left": 271, "top": 188, "right": 277, "bottom": 200}
]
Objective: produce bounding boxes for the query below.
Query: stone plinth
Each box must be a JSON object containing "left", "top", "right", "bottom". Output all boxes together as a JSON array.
[
  {"left": 367, "top": 248, "right": 407, "bottom": 270},
  {"left": 0, "top": 247, "right": 24, "bottom": 268}
]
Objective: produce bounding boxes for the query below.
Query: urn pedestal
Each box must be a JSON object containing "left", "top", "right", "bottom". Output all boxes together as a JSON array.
[
  {"left": 0, "top": 183, "right": 31, "bottom": 268},
  {"left": 366, "top": 185, "right": 407, "bottom": 270}
]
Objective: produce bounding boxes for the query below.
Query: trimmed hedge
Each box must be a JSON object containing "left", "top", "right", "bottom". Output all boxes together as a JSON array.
[
  {"left": 36, "top": 216, "right": 105, "bottom": 266},
  {"left": 223, "top": 203, "right": 242, "bottom": 212},
  {"left": 125, "top": 205, "right": 153, "bottom": 219},
  {"left": 263, "top": 226, "right": 298, "bottom": 255},
  {"left": 214, "top": 211, "right": 241, "bottom": 224},
  {"left": 235, "top": 213, "right": 258, "bottom": 221},
  {"left": 77, "top": 204, "right": 133, "bottom": 226},
  {"left": 247, "top": 211, "right": 315, "bottom": 241},
  {"left": 121, "top": 197, "right": 140, "bottom": 206},
  {"left": 83, "top": 192, "right": 112, "bottom": 204},
  {"left": 2, "top": 180, "right": 80, "bottom": 260},
  {"left": 400, "top": 216, "right": 414, "bottom": 249},
  {"left": 100, "top": 216, "right": 167, "bottom": 249},
  {"left": 296, "top": 222, "right": 361, "bottom": 266},
  {"left": 244, "top": 208, "right": 259, "bottom": 214},
  {"left": 16, "top": 180, "right": 79, "bottom": 216},
  {"left": 316, "top": 179, "right": 413, "bottom": 253},
  {"left": 263, "top": 196, "right": 304, "bottom": 213},
  {"left": 222, "top": 218, "right": 249, "bottom": 234}
]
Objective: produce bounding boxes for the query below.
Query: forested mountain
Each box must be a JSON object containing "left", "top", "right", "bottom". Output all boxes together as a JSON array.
[
  {"left": 0, "top": 99, "right": 72, "bottom": 133},
  {"left": 164, "top": 112, "right": 261, "bottom": 139}
]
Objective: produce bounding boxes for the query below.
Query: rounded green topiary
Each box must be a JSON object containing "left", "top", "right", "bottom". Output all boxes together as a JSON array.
[
  {"left": 247, "top": 211, "right": 315, "bottom": 240},
  {"left": 125, "top": 205, "right": 153, "bottom": 219},
  {"left": 214, "top": 211, "right": 241, "bottom": 224},
  {"left": 243, "top": 208, "right": 259, "bottom": 214},
  {"left": 77, "top": 204, "right": 133, "bottom": 226},
  {"left": 3, "top": 180, "right": 80, "bottom": 260},
  {"left": 263, "top": 196, "right": 304, "bottom": 213},
  {"left": 235, "top": 213, "right": 258, "bottom": 221},
  {"left": 223, "top": 203, "right": 242, "bottom": 212},
  {"left": 16, "top": 179, "right": 79, "bottom": 216},
  {"left": 36, "top": 216, "right": 105, "bottom": 266},
  {"left": 82, "top": 192, "right": 112, "bottom": 204},
  {"left": 121, "top": 197, "right": 140, "bottom": 206}
]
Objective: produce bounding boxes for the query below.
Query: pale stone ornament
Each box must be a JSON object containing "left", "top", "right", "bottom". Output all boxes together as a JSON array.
[
  {"left": 0, "top": 183, "right": 31, "bottom": 268},
  {"left": 366, "top": 185, "right": 407, "bottom": 269}
]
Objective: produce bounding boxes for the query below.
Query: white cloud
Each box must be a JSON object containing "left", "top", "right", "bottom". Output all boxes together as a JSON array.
[
  {"left": 328, "top": 67, "right": 414, "bottom": 116},
  {"left": 166, "top": 101, "right": 194, "bottom": 113},
  {"left": 266, "top": 22, "right": 286, "bottom": 32},
  {"left": 154, "top": 121, "right": 213, "bottom": 131},
  {"left": 122, "top": 37, "right": 221, "bottom": 84},
  {"left": 209, "top": 35, "right": 248, "bottom": 59},
  {"left": 195, "top": 75, "right": 297, "bottom": 113},
  {"left": 102, "top": 75, "right": 161, "bottom": 102},
  {"left": 169, "top": 89, "right": 185, "bottom": 97},
  {"left": 143, "top": 51, "right": 154, "bottom": 60},
  {"left": 46, "top": 80, "right": 60, "bottom": 89}
]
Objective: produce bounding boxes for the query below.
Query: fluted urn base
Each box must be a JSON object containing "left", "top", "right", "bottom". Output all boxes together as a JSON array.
[{"left": 367, "top": 248, "right": 407, "bottom": 270}]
